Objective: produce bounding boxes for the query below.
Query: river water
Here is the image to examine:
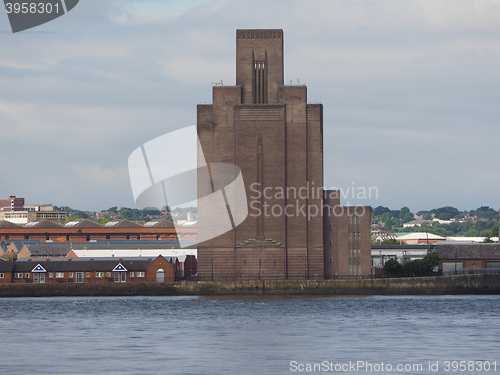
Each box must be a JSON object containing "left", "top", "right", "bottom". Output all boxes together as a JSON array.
[{"left": 0, "top": 295, "right": 499, "bottom": 374}]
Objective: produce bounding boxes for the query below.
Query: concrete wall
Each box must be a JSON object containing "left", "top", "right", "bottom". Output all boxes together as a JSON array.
[{"left": 1, "top": 275, "right": 499, "bottom": 296}]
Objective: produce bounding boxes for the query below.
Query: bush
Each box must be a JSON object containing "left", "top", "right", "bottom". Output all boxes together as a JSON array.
[{"left": 383, "top": 258, "right": 402, "bottom": 277}]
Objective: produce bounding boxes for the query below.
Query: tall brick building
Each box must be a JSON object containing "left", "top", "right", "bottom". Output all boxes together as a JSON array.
[{"left": 197, "top": 29, "right": 370, "bottom": 281}]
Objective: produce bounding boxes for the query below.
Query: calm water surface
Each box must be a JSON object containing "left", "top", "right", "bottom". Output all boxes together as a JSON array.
[{"left": 0, "top": 295, "right": 499, "bottom": 374}]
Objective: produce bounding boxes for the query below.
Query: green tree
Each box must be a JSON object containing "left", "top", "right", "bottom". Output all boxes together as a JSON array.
[
  {"left": 383, "top": 258, "right": 402, "bottom": 277},
  {"left": 403, "top": 252, "right": 439, "bottom": 277},
  {"left": 400, "top": 207, "right": 414, "bottom": 223},
  {"left": 422, "top": 252, "right": 439, "bottom": 270}
]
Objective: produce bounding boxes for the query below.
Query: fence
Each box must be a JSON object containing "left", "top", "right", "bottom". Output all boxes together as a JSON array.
[{"left": 442, "top": 268, "right": 500, "bottom": 276}]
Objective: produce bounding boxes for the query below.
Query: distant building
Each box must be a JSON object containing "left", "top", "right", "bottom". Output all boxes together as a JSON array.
[
  {"left": 402, "top": 219, "right": 433, "bottom": 228},
  {"left": 0, "top": 219, "right": 196, "bottom": 243},
  {"left": 0, "top": 195, "right": 24, "bottom": 211},
  {"left": 435, "top": 242, "right": 500, "bottom": 275},
  {"left": 446, "top": 236, "right": 499, "bottom": 243},
  {"left": 1, "top": 239, "right": 197, "bottom": 279},
  {"left": 371, "top": 244, "right": 429, "bottom": 269},
  {"left": 396, "top": 232, "right": 446, "bottom": 245},
  {"left": 0, "top": 195, "right": 67, "bottom": 225}
]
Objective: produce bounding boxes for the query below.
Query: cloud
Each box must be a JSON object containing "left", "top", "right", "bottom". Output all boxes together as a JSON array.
[{"left": 0, "top": 0, "right": 499, "bottom": 211}]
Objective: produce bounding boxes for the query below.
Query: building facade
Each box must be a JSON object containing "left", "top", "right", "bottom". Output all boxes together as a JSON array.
[
  {"left": 0, "top": 196, "right": 67, "bottom": 224},
  {"left": 197, "top": 30, "right": 324, "bottom": 281},
  {"left": 323, "top": 190, "right": 371, "bottom": 278},
  {"left": 0, "top": 195, "right": 24, "bottom": 212},
  {"left": 0, "top": 219, "right": 196, "bottom": 243},
  {"left": 435, "top": 243, "right": 500, "bottom": 274},
  {"left": 0, "top": 256, "right": 175, "bottom": 284}
]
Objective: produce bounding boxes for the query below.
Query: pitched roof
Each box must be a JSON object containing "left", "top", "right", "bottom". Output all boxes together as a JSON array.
[
  {"left": 435, "top": 243, "right": 500, "bottom": 260},
  {"left": 103, "top": 219, "right": 143, "bottom": 228},
  {"left": 0, "top": 220, "right": 23, "bottom": 229},
  {"left": 1, "top": 239, "right": 42, "bottom": 253},
  {"left": 23, "top": 220, "right": 63, "bottom": 229},
  {"left": 143, "top": 219, "right": 175, "bottom": 228},
  {"left": 64, "top": 219, "right": 102, "bottom": 228},
  {"left": 21, "top": 243, "right": 72, "bottom": 257},
  {"left": 0, "top": 259, "right": 14, "bottom": 273},
  {"left": 69, "top": 242, "right": 182, "bottom": 251},
  {"left": 70, "top": 249, "right": 196, "bottom": 262},
  {"left": 13, "top": 256, "right": 173, "bottom": 272},
  {"left": 398, "top": 233, "right": 446, "bottom": 240}
]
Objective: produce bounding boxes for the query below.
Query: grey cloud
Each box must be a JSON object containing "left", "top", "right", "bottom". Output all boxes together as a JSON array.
[{"left": 0, "top": 0, "right": 498, "bottom": 211}]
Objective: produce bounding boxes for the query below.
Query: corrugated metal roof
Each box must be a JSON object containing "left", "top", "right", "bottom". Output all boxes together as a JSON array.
[{"left": 12, "top": 256, "right": 174, "bottom": 272}]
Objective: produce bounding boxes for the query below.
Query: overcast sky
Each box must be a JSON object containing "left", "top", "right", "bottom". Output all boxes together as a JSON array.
[{"left": 1, "top": 0, "right": 499, "bottom": 212}]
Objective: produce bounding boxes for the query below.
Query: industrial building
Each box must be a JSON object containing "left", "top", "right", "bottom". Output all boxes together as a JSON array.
[{"left": 196, "top": 29, "right": 371, "bottom": 281}]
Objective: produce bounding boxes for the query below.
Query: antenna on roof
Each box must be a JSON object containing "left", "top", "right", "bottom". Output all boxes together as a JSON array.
[{"left": 212, "top": 80, "right": 223, "bottom": 86}]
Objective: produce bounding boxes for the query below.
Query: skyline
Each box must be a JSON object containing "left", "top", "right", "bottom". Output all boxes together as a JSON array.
[{"left": 1, "top": 0, "right": 499, "bottom": 212}]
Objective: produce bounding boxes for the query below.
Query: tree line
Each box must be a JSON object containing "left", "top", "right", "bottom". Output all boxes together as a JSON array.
[{"left": 372, "top": 205, "right": 499, "bottom": 237}]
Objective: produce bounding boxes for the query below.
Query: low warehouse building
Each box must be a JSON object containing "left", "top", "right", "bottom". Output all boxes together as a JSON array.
[{"left": 0, "top": 256, "right": 175, "bottom": 284}]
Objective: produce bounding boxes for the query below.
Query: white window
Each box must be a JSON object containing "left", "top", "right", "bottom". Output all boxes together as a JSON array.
[
  {"left": 49, "top": 273, "right": 53, "bottom": 278},
  {"left": 0, "top": 273, "right": 3, "bottom": 279},
  {"left": 137, "top": 272, "right": 145, "bottom": 278},
  {"left": 329, "top": 222, "right": 332, "bottom": 229},
  {"left": 86, "top": 272, "right": 90, "bottom": 278},
  {"left": 358, "top": 265, "right": 361, "bottom": 275},
  {"left": 15, "top": 273, "right": 23, "bottom": 279},
  {"left": 56, "top": 272, "right": 64, "bottom": 278},
  {"left": 96, "top": 272, "right": 104, "bottom": 278},
  {"left": 106, "top": 272, "right": 111, "bottom": 277},
  {"left": 348, "top": 265, "right": 352, "bottom": 275},
  {"left": 348, "top": 249, "right": 352, "bottom": 258},
  {"left": 357, "top": 249, "right": 361, "bottom": 258},
  {"left": 329, "top": 239, "right": 333, "bottom": 246},
  {"left": 130, "top": 272, "right": 134, "bottom": 278},
  {"left": 69, "top": 272, "right": 73, "bottom": 278},
  {"left": 25, "top": 273, "right": 29, "bottom": 278},
  {"left": 329, "top": 257, "right": 333, "bottom": 263}
]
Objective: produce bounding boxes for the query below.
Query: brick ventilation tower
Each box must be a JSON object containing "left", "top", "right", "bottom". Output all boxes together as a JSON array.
[{"left": 197, "top": 29, "right": 324, "bottom": 281}]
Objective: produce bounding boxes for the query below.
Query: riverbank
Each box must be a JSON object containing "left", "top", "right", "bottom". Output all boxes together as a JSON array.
[{"left": 1, "top": 274, "right": 500, "bottom": 297}]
